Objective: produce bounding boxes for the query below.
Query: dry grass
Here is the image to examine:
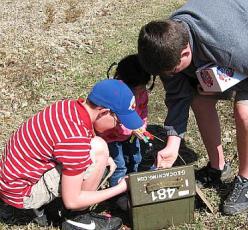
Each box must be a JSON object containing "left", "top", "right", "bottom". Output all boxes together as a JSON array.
[
  {"left": 0, "top": 0, "right": 247, "bottom": 229},
  {"left": 43, "top": 3, "right": 56, "bottom": 30}
]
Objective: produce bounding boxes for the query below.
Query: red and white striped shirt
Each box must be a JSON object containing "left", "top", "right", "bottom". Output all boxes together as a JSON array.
[{"left": 0, "top": 99, "right": 94, "bottom": 208}]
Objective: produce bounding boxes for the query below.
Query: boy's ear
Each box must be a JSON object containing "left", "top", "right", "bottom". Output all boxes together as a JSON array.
[
  {"left": 181, "top": 44, "right": 191, "bottom": 59},
  {"left": 180, "top": 44, "right": 191, "bottom": 59}
]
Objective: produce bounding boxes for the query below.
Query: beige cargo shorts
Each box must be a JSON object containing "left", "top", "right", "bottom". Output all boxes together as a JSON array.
[{"left": 23, "top": 152, "right": 96, "bottom": 209}]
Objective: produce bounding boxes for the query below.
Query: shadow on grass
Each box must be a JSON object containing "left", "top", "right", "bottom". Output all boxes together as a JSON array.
[
  {"left": 0, "top": 198, "right": 63, "bottom": 228},
  {"left": 139, "top": 124, "right": 198, "bottom": 171},
  {"left": 0, "top": 199, "right": 34, "bottom": 226}
]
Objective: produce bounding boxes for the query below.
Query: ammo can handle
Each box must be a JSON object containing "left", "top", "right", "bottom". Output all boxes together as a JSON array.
[{"left": 146, "top": 177, "right": 184, "bottom": 193}]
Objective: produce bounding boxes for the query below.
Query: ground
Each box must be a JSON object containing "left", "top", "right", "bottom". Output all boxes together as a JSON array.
[{"left": 0, "top": 0, "right": 248, "bottom": 229}]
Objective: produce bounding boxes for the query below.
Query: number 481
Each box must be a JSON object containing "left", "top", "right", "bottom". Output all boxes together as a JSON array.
[{"left": 151, "top": 188, "right": 176, "bottom": 201}]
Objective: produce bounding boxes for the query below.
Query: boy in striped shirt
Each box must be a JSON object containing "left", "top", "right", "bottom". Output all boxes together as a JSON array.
[{"left": 0, "top": 79, "right": 143, "bottom": 229}]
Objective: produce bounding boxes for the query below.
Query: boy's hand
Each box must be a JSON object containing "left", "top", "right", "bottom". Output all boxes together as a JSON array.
[
  {"left": 132, "top": 128, "right": 146, "bottom": 140},
  {"left": 107, "top": 157, "right": 117, "bottom": 177},
  {"left": 156, "top": 148, "right": 178, "bottom": 169},
  {"left": 118, "top": 176, "right": 129, "bottom": 192},
  {"left": 157, "top": 135, "right": 181, "bottom": 168}
]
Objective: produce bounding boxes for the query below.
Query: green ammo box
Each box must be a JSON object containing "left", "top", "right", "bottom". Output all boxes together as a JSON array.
[{"left": 129, "top": 165, "right": 195, "bottom": 230}]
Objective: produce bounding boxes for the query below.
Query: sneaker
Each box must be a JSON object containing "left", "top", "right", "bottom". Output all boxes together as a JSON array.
[
  {"left": 195, "top": 162, "right": 232, "bottom": 188},
  {"left": 32, "top": 208, "right": 49, "bottom": 227},
  {"left": 62, "top": 212, "right": 122, "bottom": 230},
  {"left": 223, "top": 176, "right": 248, "bottom": 215},
  {"left": 32, "top": 198, "right": 67, "bottom": 227}
]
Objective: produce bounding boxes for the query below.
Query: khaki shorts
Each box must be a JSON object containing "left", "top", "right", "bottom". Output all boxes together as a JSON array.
[
  {"left": 23, "top": 166, "right": 61, "bottom": 209},
  {"left": 196, "top": 86, "right": 248, "bottom": 105},
  {"left": 234, "top": 91, "right": 248, "bottom": 105},
  {"left": 218, "top": 79, "right": 248, "bottom": 105},
  {"left": 23, "top": 152, "right": 96, "bottom": 209}
]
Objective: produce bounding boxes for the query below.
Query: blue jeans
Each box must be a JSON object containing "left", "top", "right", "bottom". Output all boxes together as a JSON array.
[{"left": 108, "top": 137, "right": 142, "bottom": 187}]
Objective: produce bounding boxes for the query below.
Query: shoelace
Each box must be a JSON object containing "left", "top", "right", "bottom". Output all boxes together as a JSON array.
[{"left": 228, "top": 179, "right": 243, "bottom": 202}]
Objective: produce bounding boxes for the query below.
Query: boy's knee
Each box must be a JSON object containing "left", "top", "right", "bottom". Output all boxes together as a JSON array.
[
  {"left": 235, "top": 103, "right": 248, "bottom": 124},
  {"left": 90, "top": 136, "right": 109, "bottom": 159}
]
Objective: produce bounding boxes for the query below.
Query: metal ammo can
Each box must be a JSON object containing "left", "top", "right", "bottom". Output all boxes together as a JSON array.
[{"left": 128, "top": 165, "right": 195, "bottom": 230}]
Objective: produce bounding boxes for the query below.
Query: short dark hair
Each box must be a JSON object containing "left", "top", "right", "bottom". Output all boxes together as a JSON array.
[
  {"left": 114, "top": 54, "right": 152, "bottom": 88},
  {"left": 138, "top": 20, "right": 189, "bottom": 75},
  {"left": 86, "top": 98, "right": 98, "bottom": 108}
]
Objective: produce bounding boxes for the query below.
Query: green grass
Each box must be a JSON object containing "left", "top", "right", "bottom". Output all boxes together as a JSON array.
[{"left": 0, "top": 0, "right": 247, "bottom": 229}]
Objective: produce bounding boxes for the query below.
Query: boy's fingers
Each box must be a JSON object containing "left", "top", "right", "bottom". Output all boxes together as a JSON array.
[
  {"left": 159, "top": 160, "right": 172, "bottom": 169},
  {"left": 156, "top": 155, "right": 162, "bottom": 168}
]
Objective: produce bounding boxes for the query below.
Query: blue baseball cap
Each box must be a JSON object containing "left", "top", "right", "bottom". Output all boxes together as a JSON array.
[{"left": 88, "top": 79, "right": 143, "bottom": 130}]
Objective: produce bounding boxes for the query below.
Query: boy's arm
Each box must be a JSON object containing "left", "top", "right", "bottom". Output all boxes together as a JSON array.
[
  {"left": 156, "top": 135, "right": 181, "bottom": 168},
  {"left": 61, "top": 172, "right": 127, "bottom": 210},
  {"left": 162, "top": 73, "right": 194, "bottom": 138}
]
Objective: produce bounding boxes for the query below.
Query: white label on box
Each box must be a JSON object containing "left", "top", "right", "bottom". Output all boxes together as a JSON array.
[{"left": 196, "top": 66, "right": 247, "bottom": 92}]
